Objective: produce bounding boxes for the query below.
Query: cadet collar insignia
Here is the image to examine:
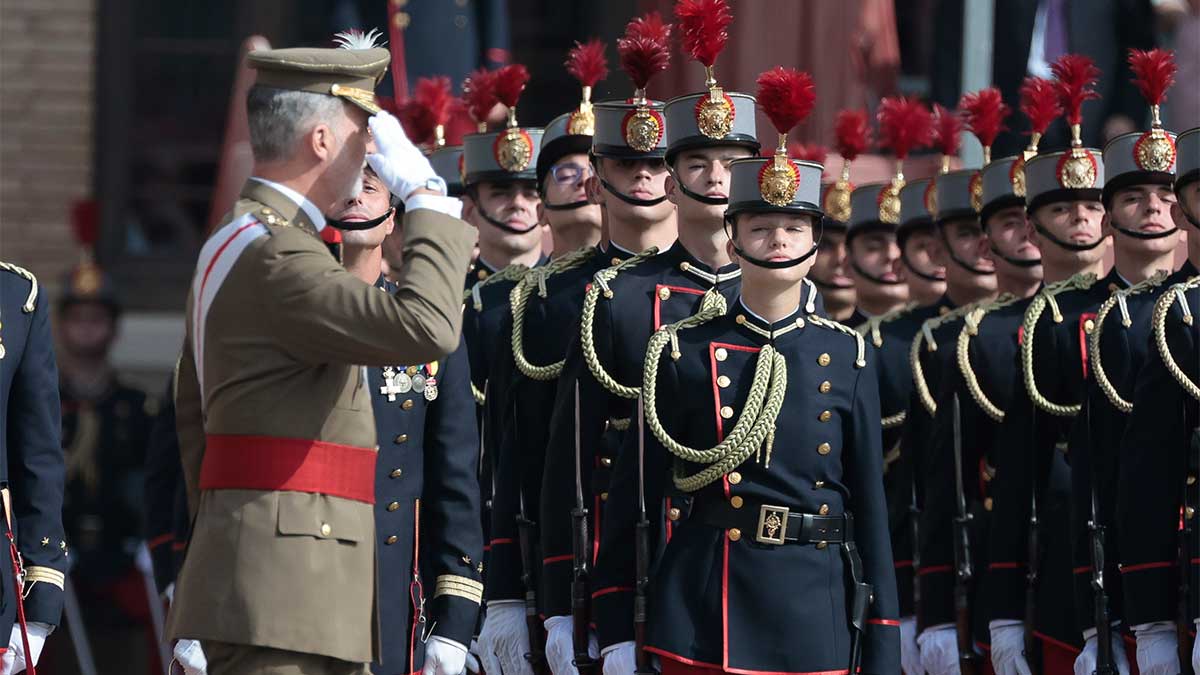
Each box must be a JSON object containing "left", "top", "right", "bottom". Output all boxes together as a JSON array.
[
  {"left": 1056, "top": 148, "right": 1098, "bottom": 189},
  {"left": 622, "top": 107, "right": 665, "bottom": 153},
  {"left": 380, "top": 363, "right": 440, "bottom": 402},
  {"left": 1009, "top": 156, "right": 1027, "bottom": 197},
  {"left": 1134, "top": 129, "right": 1176, "bottom": 172},
  {"left": 758, "top": 156, "right": 800, "bottom": 208}
]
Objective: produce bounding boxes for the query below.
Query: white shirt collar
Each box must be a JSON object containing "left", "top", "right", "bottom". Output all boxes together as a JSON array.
[
  {"left": 249, "top": 177, "right": 327, "bottom": 231},
  {"left": 738, "top": 297, "right": 801, "bottom": 327}
]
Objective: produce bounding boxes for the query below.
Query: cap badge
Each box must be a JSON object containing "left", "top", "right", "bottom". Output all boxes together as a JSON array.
[
  {"left": 878, "top": 179, "right": 904, "bottom": 225},
  {"left": 494, "top": 128, "right": 533, "bottom": 172},
  {"left": 969, "top": 171, "right": 984, "bottom": 212},
  {"left": 622, "top": 107, "right": 664, "bottom": 153},
  {"left": 1009, "top": 156, "right": 1027, "bottom": 197},
  {"left": 923, "top": 179, "right": 938, "bottom": 217},
  {"left": 758, "top": 155, "right": 799, "bottom": 207},
  {"left": 1056, "top": 148, "right": 1098, "bottom": 189},
  {"left": 567, "top": 104, "right": 596, "bottom": 136},
  {"left": 695, "top": 90, "right": 735, "bottom": 140},
  {"left": 1133, "top": 129, "right": 1176, "bottom": 173},
  {"left": 824, "top": 180, "right": 852, "bottom": 222}
]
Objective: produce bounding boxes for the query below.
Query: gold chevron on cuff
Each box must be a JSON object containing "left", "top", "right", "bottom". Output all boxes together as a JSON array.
[
  {"left": 434, "top": 574, "right": 483, "bottom": 604},
  {"left": 24, "top": 566, "right": 65, "bottom": 590}
]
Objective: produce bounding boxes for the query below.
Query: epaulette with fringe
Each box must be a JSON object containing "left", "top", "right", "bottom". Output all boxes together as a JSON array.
[
  {"left": 0, "top": 261, "right": 38, "bottom": 312},
  {"left": 1152, "top": 275, "right": 1200, "bottom": 402},
  {"left": 1020, "top": 272, "right": 1099, "bottom": 417},
  {"left": 957, "top": 293, "right": 1021, "bottom": 422},
  {"left": 910, "top": 302, "right": 980, "bottom": 415},
  {"left": 1091, "top": 270, "right": 1171, "bottom": 413}
]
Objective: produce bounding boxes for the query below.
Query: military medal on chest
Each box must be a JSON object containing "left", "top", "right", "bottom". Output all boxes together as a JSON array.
[{"left": 379, "top": 366, "right": 411, "bottom": 402}]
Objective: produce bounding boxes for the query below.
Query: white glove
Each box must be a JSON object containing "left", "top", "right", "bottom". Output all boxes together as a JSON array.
[
  {"left": 600, "top": 641, "right": 636, "bottom": 675},
  {"left": 917, "top": 625, "right": 960, "bottom": 675},
  {"left": 465, "top": 640, "right": 481, "bottom": 674},
  {"left": 1, "top": 623, "right": 50, "bottom": 675},
  {"left": 476, "top": 600, "right": 533, "bottom": 675},
  {"left": 423, "top": 635, "right": 469, "bottom": 675},
  {"left": 544, "top": 615, "right": 600, "bottom": 674},
  {"left": 1132, "top": 621, "right": 1179, "bottom": 675},
  {"left": 1193, "top": 619, "right": 1199, "bottom": 674},
  {"left": 174, "top": 639, "right": 208, "bottom": 675},
  {"left": 899, "top": 616, "right": 922, "bottom": 675},
  {"left": 989, "top": 620, "right": 1032, "bottom": 675},
  {"left": 367, "top": 110, "right": 446, "bottom": 201},
  {"left": 1073, "top": 630, "right": 1130, "bottom": 675}
]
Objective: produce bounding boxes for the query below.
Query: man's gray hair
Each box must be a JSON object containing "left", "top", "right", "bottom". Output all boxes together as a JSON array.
[{"left": 246, "top": 85, "right": 345, "bottom": 163}]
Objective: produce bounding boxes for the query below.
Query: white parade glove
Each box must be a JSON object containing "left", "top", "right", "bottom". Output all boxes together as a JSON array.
[
  {"left": 1073, "top": 629, "right": 1130, "bottom": 675},
  {"left": 1132, "top": 621, "right": 1179, "bottom": 675},
  {"left": 465, "top": 639, "right": 482, "bottom": 674},
  {"left": 367, "top": 111, "right": 446, "bottom": 201},
  {"left": 600, "top": 641, "right": 636, "bottom": 675},
  {"left": 1193, "top": 619, "right": 1199, "bottom": 674},
  {"left": 423, "top": 635, "right": 469, "bottom": 675},
  {"left": 899, "top": 616, "right": 922, "bottom": 675},
  {"left": 174, "top": 639, "right": 208, "bottom": 675},
  {"left": 1, "top": 623, "right": 50, "bottom": 675},
  {"left": 544, "top": 615, "right": 600, "bottom": 674},
  {"left": 917, "top": 624, "right": 961, "bottom": 675},
  {"left": 476, "top": 600, "right": 533, "bottom": 675},
  {"left": 164, "top": 581, "right": 175, "bottom": 604},
  {"left": 989, "top": 620, "right": 1032, "bottom": 675}
]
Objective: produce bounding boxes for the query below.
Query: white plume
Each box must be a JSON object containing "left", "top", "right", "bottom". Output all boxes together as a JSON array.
[{"left": 333, "top": 28, "right": 386, "bottom": 51}]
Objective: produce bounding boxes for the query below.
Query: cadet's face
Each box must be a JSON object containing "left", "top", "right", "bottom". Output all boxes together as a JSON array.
[
  {"left": 811, "top": 228, "right": 853, "bottom": 286},
  {"left": 984, "top": 205, "right": 1042, "bottom": 265},
  {"left": 1031, "top": 200, "right": 1105, "bottom": 248},
  {"left": 938, "top": 218, "right": 995, "bottom": 274},
  {"left": 1105, "top": 184, "right": 1179, "bottom": 255},
  {"left": 850, "top": 231, "right": 902, "bottom": 284},
  {"left": 335, "top": 170, "right": 396, "bottom": 249},
  {"left": 466, "top": 181, "right": 545, "bottom": 256},
  {"left": 732, "top": 212, "right": 817, "bottom": 285},
  {"left": 667, "top": 146, "right": 752, "bottom": 223},
  {"left": 587, "top": 157, "right": 675, "bottom": 225},
  {"left": 540, "top": 154, "right": 602, "bottom": 232},
  {"left": 901, "top": 229, "right": 947, "bottom": 282},
  {"left": 59, "top": 302, "right": 116, "bottom": 359}
]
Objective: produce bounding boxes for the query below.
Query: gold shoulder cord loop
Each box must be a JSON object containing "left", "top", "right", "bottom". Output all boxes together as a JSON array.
[
  {"left": 1092, "top": 271, "right": 1171, "bottom": 413},
  {"left": 911, "top": 303, "right": 977, "bottom": 415},
  {"left": 1021, "top": 272, "right": 1098, "bottom": 417},
  {"left": 464, "top": 263, "right": 533, "bottom": 405},
  {"left": 854, "top": 301, "right": 918, "bottom": 348},
  {"left": 956, "top": 295, "right": 1017, "bottom": 422},
  {"left": 0, "top": 262, "right": 38, "bottom": 312},
  {"left": 579, "top": 248, "right": 661, "bottom": 399},
  {"left": 807, "top": 315, "right": 867, "bottom": 368},
  {"left": 1153, "top": 276, "right": 1200, "bottom": 402},
  {"left": 509, "top": 247, "right": 596, "bottom": 381}
]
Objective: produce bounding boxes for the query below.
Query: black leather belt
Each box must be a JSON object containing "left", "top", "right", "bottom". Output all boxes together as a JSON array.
[{"left": 693, "top": 500, "right": 854, "bottom": 546}]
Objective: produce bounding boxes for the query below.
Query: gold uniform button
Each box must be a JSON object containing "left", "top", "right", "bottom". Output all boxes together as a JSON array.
[
  {"left": 715, "top": 348, "right": 729, "bottom": 362},
  {"left": 1083, "top": 319, "right": 1095, "bottom": 334},
  {"left": 667, "top": 507, "right": 681, "bottom": 521},
  {"left": 728, "top": 472, "right": 742, "bottom": 485},
  {"left": 1189, "top": 474, "right": 1197, "bottom": 486},
  {"left": 1108, "top": 282, "right": 1120, "bottom": 293},
  {"left": 818, "top": 504, "right": 829, "bottom": 516},
  {"left": 939, "top": 306, "right": 951, "bottom": 316},
  {"left": 818, "top": 353, "right": 831, "bottom": 367},
  {"left": 984, "top": 497, "right": 994, "bottom": 511},
  {"left": 730, "top": 496, "right": 744, "bottom": 509},
  {"left": 1187, "top": 506, "right": 1196, "bottom": 520},
  {"left": 728, "top": 528, "right": 742, "bottom": 542},
  {"left": 600, "top": 457, "right": 613, "bottom": 467},
  {"left": 814, "top": 480, "right": 825, "bottom": 489},
  {"left": 394, "top": 11, "right": 411, "bottom": 29},
  {"left": 387, "top": 501, "right": 400, "bottom": 512},
  {"left": 611, "top": 257, "right": 622, "bottom": 266},
  {"left": 818, "top": 410, "right": 832, "bottom": 422},
  {"left": 720, "top": 406, "right": 734, "bottom": 419},
  {"left": 320, "top": 523, "right": 332, "bottom": 537},
  {"left": 395, "top": 434, "right": 409, "bottom": 444},
  {"left": 600, "top": 492, "right": 609, "bottom": 502},
  {"left": 717, "top": 375, "right": 731, "bottom": 388},
  {"left": 390, "top": 468, "right": 403, "bottom": 479},
  {"left": 817, "top": 442, "right": 832, "bottom": 455},
  {"left": 402, "top": 399, "right": 414, "bottom": 410},
  {"left": 658, "top": 287, "right": 671, "bottom": 300},
  {"left": 735, "top": 314, "right": 746, "bottom": 325},
  {"left": 819, "top": 381, "right": 832, "bottom": 394},
  {"left": 816, "top": 541, "right": 828, "bottom": 550},
  {"left": 385, "top": 535, "right": 399, "bottom": 545}
]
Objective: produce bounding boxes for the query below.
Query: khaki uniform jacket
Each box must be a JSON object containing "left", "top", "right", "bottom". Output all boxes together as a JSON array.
[{"left": 166, "top": 180, "right": 475, "bottom": 663}]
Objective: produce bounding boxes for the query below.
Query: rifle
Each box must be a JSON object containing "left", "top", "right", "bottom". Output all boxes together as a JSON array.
[
  {"left": 1082, "top": 388, "right": 1117, "bottom": 674},
  {"left": 516, "top": 490, "right": 549, "bottom": 675},
  {"left": 571, "top": 383, "right": 598, "bottom": 673},
  {"left": 1025, "top": 400, "right": 1042, "bottom": 675},
  {"left": 634, "top": 397, "right": 655, "bottom": 675},
  {"left": 951, "top": 394, "right": 980, "bottom": 675},
  {"left": 1182, "top": 326, "right": 1199, "bottom": 675}
]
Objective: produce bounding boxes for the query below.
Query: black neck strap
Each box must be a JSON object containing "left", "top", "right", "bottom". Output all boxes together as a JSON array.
[
  {"left": 326, "top": 207, "right": 394, "bottom": 231},
  {"left": 669, "top": 168, "right": 728, "bottom": 206},
  {"left": 1110, "top": 223, "right": 1180, "bottom": 240},
  {"left": 477, "top": 204, "right": 540, "bottom": 235},
  {"left": 809, "top": 275, "right": 855, "bottom": 291},
  {"left": 543, "top": 199, "right": 591, "bottom": 211},
  {"left": 733, "top": 242, "right": 820, "bottom": 269},
  {"left": 989, "top": 245, "right": 1043, "bottom": 268},
  {"left": 899, "top": 250, "right": 945, "bottom": 283},
  {"left": 1033, "top": 222, "right": 1107, "bottom": 252},
  {"left": 938, "top": 229, "right": 997, "bottom": 277},
  {"left": 851, "top": 257, "right": 905, "bottom": 286},
  {"left": 599, "top": 176, "right": 669, "bottom": 207}
]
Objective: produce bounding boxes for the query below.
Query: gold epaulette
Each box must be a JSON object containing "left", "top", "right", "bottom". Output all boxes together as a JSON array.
[
  {"left": 0, "top": 261, "right": 38, "bottom": 312},
  {"left": 1021, "top": 272, "right": 1099, "bottom": 417},
  {"left": 1152, "top": 275, "right": 1200, "bottom": 402},
  {"left": 253, "top": 205, "right": 291, "bottom": 229},
  {"left": 808, "top": 315, "right": 867, "bottom": 369},
  {"left": 509, "top": 247, "right": 596, "bottom": 381},
  {"left": 957, "top": 293, "right": 1020, "bottom": 422},
  {"left": 579, "top": 247, "right": 659, "bottom": 399},
  {"left": 910, "top": 302, "right": 978, "bottom": 415},
  {"left": 856, "top": 301, "right": 920, "bottom": 348},
  {"left": 1092, "top": 270, "right": 1172, "bottom": 413}
]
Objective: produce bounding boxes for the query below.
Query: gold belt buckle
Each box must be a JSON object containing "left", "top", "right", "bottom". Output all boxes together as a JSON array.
[{"left": 756, "top": 504, "right": 789, "bottom": 545}]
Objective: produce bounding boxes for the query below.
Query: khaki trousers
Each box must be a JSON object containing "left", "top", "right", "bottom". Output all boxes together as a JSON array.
[{"left": 203, "top": 642, "right": 371, "bottom": 675}]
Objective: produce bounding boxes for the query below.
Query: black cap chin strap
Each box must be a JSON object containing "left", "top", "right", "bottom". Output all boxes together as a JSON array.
[
  {"left": 543, "top": 199, "right": 591, "bottom": 211},
  {"left": 1109, "top": 222, "right": 1180, "bottom": 240},
  {"left": 810, "top": 275, "right": 855, "bottom": 291},
  {"left": 850, "top": 257, "right": 905, "bottom": 286},
  {"left": 477, "top": 204, "right": 541, "bottom": 235},
  {"left": 899, "top": 251, "right": 945, "bottom": 283},
  {"left": 1033, "top": 222, "right": 1107, "bottom": 252},
  {"left": 666, "top": 167, "right": 729, "bottom": 206},
  {"left": 989, "top": 245, "right": 1043, "bottom": 268},
  {"left": 326, "top": 207, "right": 394, "bottom": 231},
  {"left": 938, "top": 229, "right": 997, "bottom": 277},
  {"left": 599, "top": 177, "right": 669, "bottom": 207},
  {"left": 733, "top": 241, "right": 820, "bottom": 269}
]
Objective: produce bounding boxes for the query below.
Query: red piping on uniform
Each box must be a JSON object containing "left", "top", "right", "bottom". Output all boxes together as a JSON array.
[
  {"left": 490, "top": 538, "right": 515, "bottom": 546},
  {"left": 975, "top": 640, "right": 991, "bottom": 652},
  {"left": 594, "top": 495, "right": 602, "bottom": 562},
  {"left": 722, "top": 532, "right": 731, "bottom": 670},
  {"left": 543, "top": 554, "right": 573, "bottom": 565},
  {"left": 893, "top": 560, "right": 913, "bottom": 569},
  {"left": 1119, "top": 561, "right": 1172, "bottom": 573},
  {"left": 655, "top": 285, "right": 705, "bottom": 330},
  {"left": 648, "top": 647, "right": 724, "bottom": 669},
  {"left": 868, "top": 618, "right": 900, "bottom": 626},
  {"left": 1073, "top": 565, "right": 1092, "bottom": 574},
  {"left": 917, "top": 564, "right": 953, "bottom": 576},
  {"left": 665, "top": 497, "right": 674, "bottom": 541},
  {"left": 591, "top": 586, "right": 632, "bottom": 599},
  {"left": 195, "top": 220, "right": 260, "bottom": 365},
  {"left": 988, "top": 562, "right": 1021, "bottom": 570},
  {"left": 171, "top": 541, "right": 186, "bottom": 552},
  {"left": 1033, "top": 630, "right": 1083, "bottom": 655},
  {"left": 409, "top": 498, "right": 422, "bottom": 672},
  {"left": 147, "top": 534, "right": 172, "bottom": 549},
  {"left": 1079, "top": 313, "right": 1096, "bottom": 379}
]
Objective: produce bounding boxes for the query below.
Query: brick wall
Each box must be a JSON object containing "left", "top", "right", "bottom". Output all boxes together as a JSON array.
[{"left": 0, "top": 0, "right": 95, "bottom": 293}]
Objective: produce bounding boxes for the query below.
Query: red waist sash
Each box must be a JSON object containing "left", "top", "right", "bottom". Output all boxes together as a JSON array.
[{"left": 200, "top": 434, "right": 376, "bottom": 504}]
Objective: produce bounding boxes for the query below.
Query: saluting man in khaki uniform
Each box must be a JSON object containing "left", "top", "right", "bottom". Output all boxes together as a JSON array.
[{"left": 165, "top": 35, "right": 476, "bottom": 675}]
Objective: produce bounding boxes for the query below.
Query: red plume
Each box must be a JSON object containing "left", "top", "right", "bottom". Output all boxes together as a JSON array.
[
  {"left": 833, "top": 109, "right": 871, "bottom": 162},
  {"left": 1050, "top": 54, "right": 1099, "bottom": 126},
  {"left": 1019, "top": 76, "right": 1061, "bottom": 136},
  {"left": 463, "top": 68, "right": 498, "bottom": 123},
  {"left": 959, "top": 87, "right": 1009, "bottom": 149},
  {"left": 786, "top": 142, "right": 827, "bottom": 164},
  {"left": 71, "top": 199, "right": 99, "bottom": 248},
  {"left": 755, "top": 67, "right": 816, "bottom": 135},
  {"left": 617, "top": 12, "right": 673, "bottom": 90},
  {"left": 566, "top": 39, "right": 608, "bottom": 87},
  {"left": 413, "top": 76, "right": 453, "bottom": 127},
  {"left": 1128, "top": 48, "right": 1176, "bottom": 106},
  {"left": 398, "top": 101, "right": 436, "bottom": 145},
  {"left": 931, "top": 104, "right": 963, "bottom": 157},
  {"left": 675, "top": 0, "right": 732, "bottom": 68},
  {"left": 877, "top": 96, "right": 933, "bottom": 160},
  {"left": 492, "top": 64, "right": 530, "bottom": 109}
]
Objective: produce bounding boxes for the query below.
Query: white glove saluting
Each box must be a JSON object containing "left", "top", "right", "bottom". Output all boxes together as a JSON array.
[
  {"left": 989, "top": 620, "right": 1033, "bottom": 675},
  {"left": 600, "top": 641, "right": 636, "bottom": 675},
  {"left": 476, "top": 600, "right": 534, "bottom": 675},
  {"left": 1, "top": 623, "right": 50, "bottom": 675},
  {"left": 1073, "top": 629, "right": 1130, "bottom": 675},
  {"left": 1132, "top": 621, "right": 1179, "bottom": 675},
  {"left": 367, "top": 110, "right": 447, "bottom": 202},
  {"left": 423, "top": 635, "right": 469, "bottom": 675},
  {"left": 544, "top": 615, "right": 599, "bottom": 674}
]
